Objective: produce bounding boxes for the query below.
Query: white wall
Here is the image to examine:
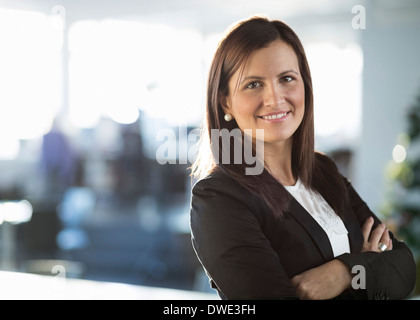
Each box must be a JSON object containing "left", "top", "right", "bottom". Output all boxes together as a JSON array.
[{"left": 354, "top": 0, "right": 420, "bottom": 213}]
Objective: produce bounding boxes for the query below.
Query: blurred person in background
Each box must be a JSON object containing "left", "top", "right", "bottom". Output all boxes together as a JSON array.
[
  {"left": 41, "top": 118, "right": 79, "bottom": 201},
  {"left": 190, "top": 16, "right": 416, "bottom": 300}
]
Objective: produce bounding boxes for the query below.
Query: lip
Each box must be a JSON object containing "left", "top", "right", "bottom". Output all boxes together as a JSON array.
[{"left": 257, "top": 111, "right": 291, "bottom": 122}]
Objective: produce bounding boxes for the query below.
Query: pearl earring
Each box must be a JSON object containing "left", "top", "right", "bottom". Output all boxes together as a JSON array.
[{"left": 224, "top": 114, "right": 233, "bottom": 122}]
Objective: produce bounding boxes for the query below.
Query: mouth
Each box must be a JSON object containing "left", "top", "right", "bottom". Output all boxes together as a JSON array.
[{"left": 257, "top": 111, "right": 291, "bottom": 121}]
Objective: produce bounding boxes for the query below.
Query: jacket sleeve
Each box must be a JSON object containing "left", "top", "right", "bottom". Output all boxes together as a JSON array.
[
  {"left": 336, "top": 179, "right": 417, "bottom": 300},
  {"left": 190, "top": 175, "right": 297, "bottom": 299}
]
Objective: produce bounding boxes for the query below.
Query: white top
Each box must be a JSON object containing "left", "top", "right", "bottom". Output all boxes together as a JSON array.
[{"left": 284, "top": 179, "right": 350, "bottom": 257}]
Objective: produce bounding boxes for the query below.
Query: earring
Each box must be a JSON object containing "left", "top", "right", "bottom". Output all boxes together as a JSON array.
[{"left": 224, "top": 113, "right": 233, "bottom": 122}]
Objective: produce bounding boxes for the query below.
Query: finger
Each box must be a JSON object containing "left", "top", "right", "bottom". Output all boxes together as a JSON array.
[
  {"left": 361, "top": 217, "right": 374, "bottom": 242},
  {"left": 387, "top": 231, "right": 393, "bottom": 250},
  {"left": 379, "top": 228, "right": 390, "bottom": 251},
  {"left": 290, "top": 276, "right": 298, "bottom": 287},
  {"left": 369, "top": 223, "right": 386, "bottom": 246}
]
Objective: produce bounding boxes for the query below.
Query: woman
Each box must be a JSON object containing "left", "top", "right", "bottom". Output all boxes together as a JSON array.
[{"left": 189, "top": 16, "right": 416, "bottom": 300}]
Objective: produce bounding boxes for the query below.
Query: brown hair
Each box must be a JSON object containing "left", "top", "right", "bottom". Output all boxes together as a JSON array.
[{"left": 191, "top": 16, "right": 348, "bottom": 218}]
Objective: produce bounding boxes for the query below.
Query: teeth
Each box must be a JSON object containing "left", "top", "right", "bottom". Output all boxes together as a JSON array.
[{"left": 262, "top": 112, "right": 288, "bottom": 120}]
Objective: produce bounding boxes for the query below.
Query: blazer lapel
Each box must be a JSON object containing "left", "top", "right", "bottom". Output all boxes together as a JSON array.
[
  {"left": 341, "top": 206, "right": 364, "bottom": 253},
  {"left": 288, "top": 197, "right": 335, "bottom": 261}
]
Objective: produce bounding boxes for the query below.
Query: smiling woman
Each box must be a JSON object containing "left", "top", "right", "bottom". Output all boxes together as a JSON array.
[
  {"left": 221, "top": 40, "right": 305, "bottom": 151},
  {"left": 189, "top": 16, "right": 416, "bottom": 300}
]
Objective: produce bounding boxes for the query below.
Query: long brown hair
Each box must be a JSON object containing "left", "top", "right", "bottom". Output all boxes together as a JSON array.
[{"left": 191, "top": 16, "right": 348, "bottom": 218}]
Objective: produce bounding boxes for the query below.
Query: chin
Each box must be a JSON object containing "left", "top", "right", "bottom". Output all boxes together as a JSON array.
[{"left": 263, "top": 131, "right": 293, "bottom": 142}]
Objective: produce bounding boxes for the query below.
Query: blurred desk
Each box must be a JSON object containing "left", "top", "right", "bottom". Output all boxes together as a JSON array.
[{"left": 0, "top": 270, "right": 218, "bottom": 300}]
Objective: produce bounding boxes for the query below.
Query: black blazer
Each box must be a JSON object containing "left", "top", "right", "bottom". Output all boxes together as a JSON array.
[{"left": 190, "top": 169, "right": 416, "bottom": 300}]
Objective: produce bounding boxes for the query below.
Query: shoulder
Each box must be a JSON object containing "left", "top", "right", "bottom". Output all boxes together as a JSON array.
[
  {"left": 190, "top": 170, "right": 265, "bottom": 220},
  {"left": 314, "top": 151, "right": 351, "bottom": 184},
  {"left": 314, "top": 151, "right": 337, "bottom": 168},
  {"left": 192, "top": 170, "right": 250, "bottom": 201},
  {"left": 313, "top": 151, "right": 349, "bottom": 182},
  {"left": 193, "top": 170, "right": 238, "bottom": 188}
]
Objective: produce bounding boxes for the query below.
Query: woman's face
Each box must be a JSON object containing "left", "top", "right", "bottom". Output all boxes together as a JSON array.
[{"left": 222, "top": 39, "right": 305, "bottom": 148}]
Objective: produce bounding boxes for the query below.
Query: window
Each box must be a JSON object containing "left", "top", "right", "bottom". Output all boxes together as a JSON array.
[
  {"left": 68, "top": 20, "right": 204, "bottom": 128},
  {"left": 306, "top": 42, "right": 363, "bottom": 141},
  {"left": 0, "top": 8, "right": 62, "bottom": 159}
]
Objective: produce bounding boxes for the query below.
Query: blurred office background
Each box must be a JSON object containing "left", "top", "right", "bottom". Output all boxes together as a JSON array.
[{"left": 0, "top": 0, "right": 419, "bottom": 298}]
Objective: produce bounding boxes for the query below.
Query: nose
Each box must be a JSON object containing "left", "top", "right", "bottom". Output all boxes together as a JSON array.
[{"left": 263, "top": 82, "right": 285, "bottom": 108}]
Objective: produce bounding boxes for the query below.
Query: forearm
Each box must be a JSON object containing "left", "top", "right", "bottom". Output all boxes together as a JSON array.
[
  {"left": 336, "top": 238, "right": 416, "bottom": 300},
  {"left": 343, "top": 179, "right": 417, "bottom": 299},
  {"left": 291, "top": 259, "right": 352, "bottom": 300}
]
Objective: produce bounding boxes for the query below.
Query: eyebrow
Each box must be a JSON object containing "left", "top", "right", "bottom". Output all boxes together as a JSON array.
[{"left": 240, "top": 69, "right": 299, "bottom": 85}]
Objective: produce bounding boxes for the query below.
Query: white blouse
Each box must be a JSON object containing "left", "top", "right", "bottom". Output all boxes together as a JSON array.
[{"left": 284, "top": 179, "right": 350, "bottom": 257}]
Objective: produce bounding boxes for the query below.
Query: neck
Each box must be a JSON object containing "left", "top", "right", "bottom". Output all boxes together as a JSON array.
[{"left": 263, "top": 139, "right": 296, "bottom": 186}]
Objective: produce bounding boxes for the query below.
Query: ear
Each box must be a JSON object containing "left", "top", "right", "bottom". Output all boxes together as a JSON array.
[{"left": 219, "top": 94, "right": 231, "bottom": 115}]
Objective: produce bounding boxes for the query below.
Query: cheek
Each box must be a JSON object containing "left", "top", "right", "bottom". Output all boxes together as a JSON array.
[
  {"left": 231, "top": 95, "right": 260, "bottom": 118},
  {"left": 292, "top": 84, "right": 305, "bottom": 116}
]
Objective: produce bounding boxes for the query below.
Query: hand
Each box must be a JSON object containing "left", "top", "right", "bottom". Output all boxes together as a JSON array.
[
  {"left": 290, "top": 259, "right": 352, "bottom": 300},
  {"left": 361, "top": 216, "right": 393, "bottom": 253}
]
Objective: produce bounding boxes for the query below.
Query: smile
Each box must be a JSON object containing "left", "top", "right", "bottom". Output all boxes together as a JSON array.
[{"left": 257, "top": 111, "right": 290, "bottom": 120}]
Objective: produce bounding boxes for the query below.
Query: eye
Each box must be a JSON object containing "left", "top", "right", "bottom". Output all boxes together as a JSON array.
[
  {"left": 280, "top": 75, "right": 294, "bottom": 83},
  {"left": 246, "top": 81, "right": 262, "bottom": 89}
]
